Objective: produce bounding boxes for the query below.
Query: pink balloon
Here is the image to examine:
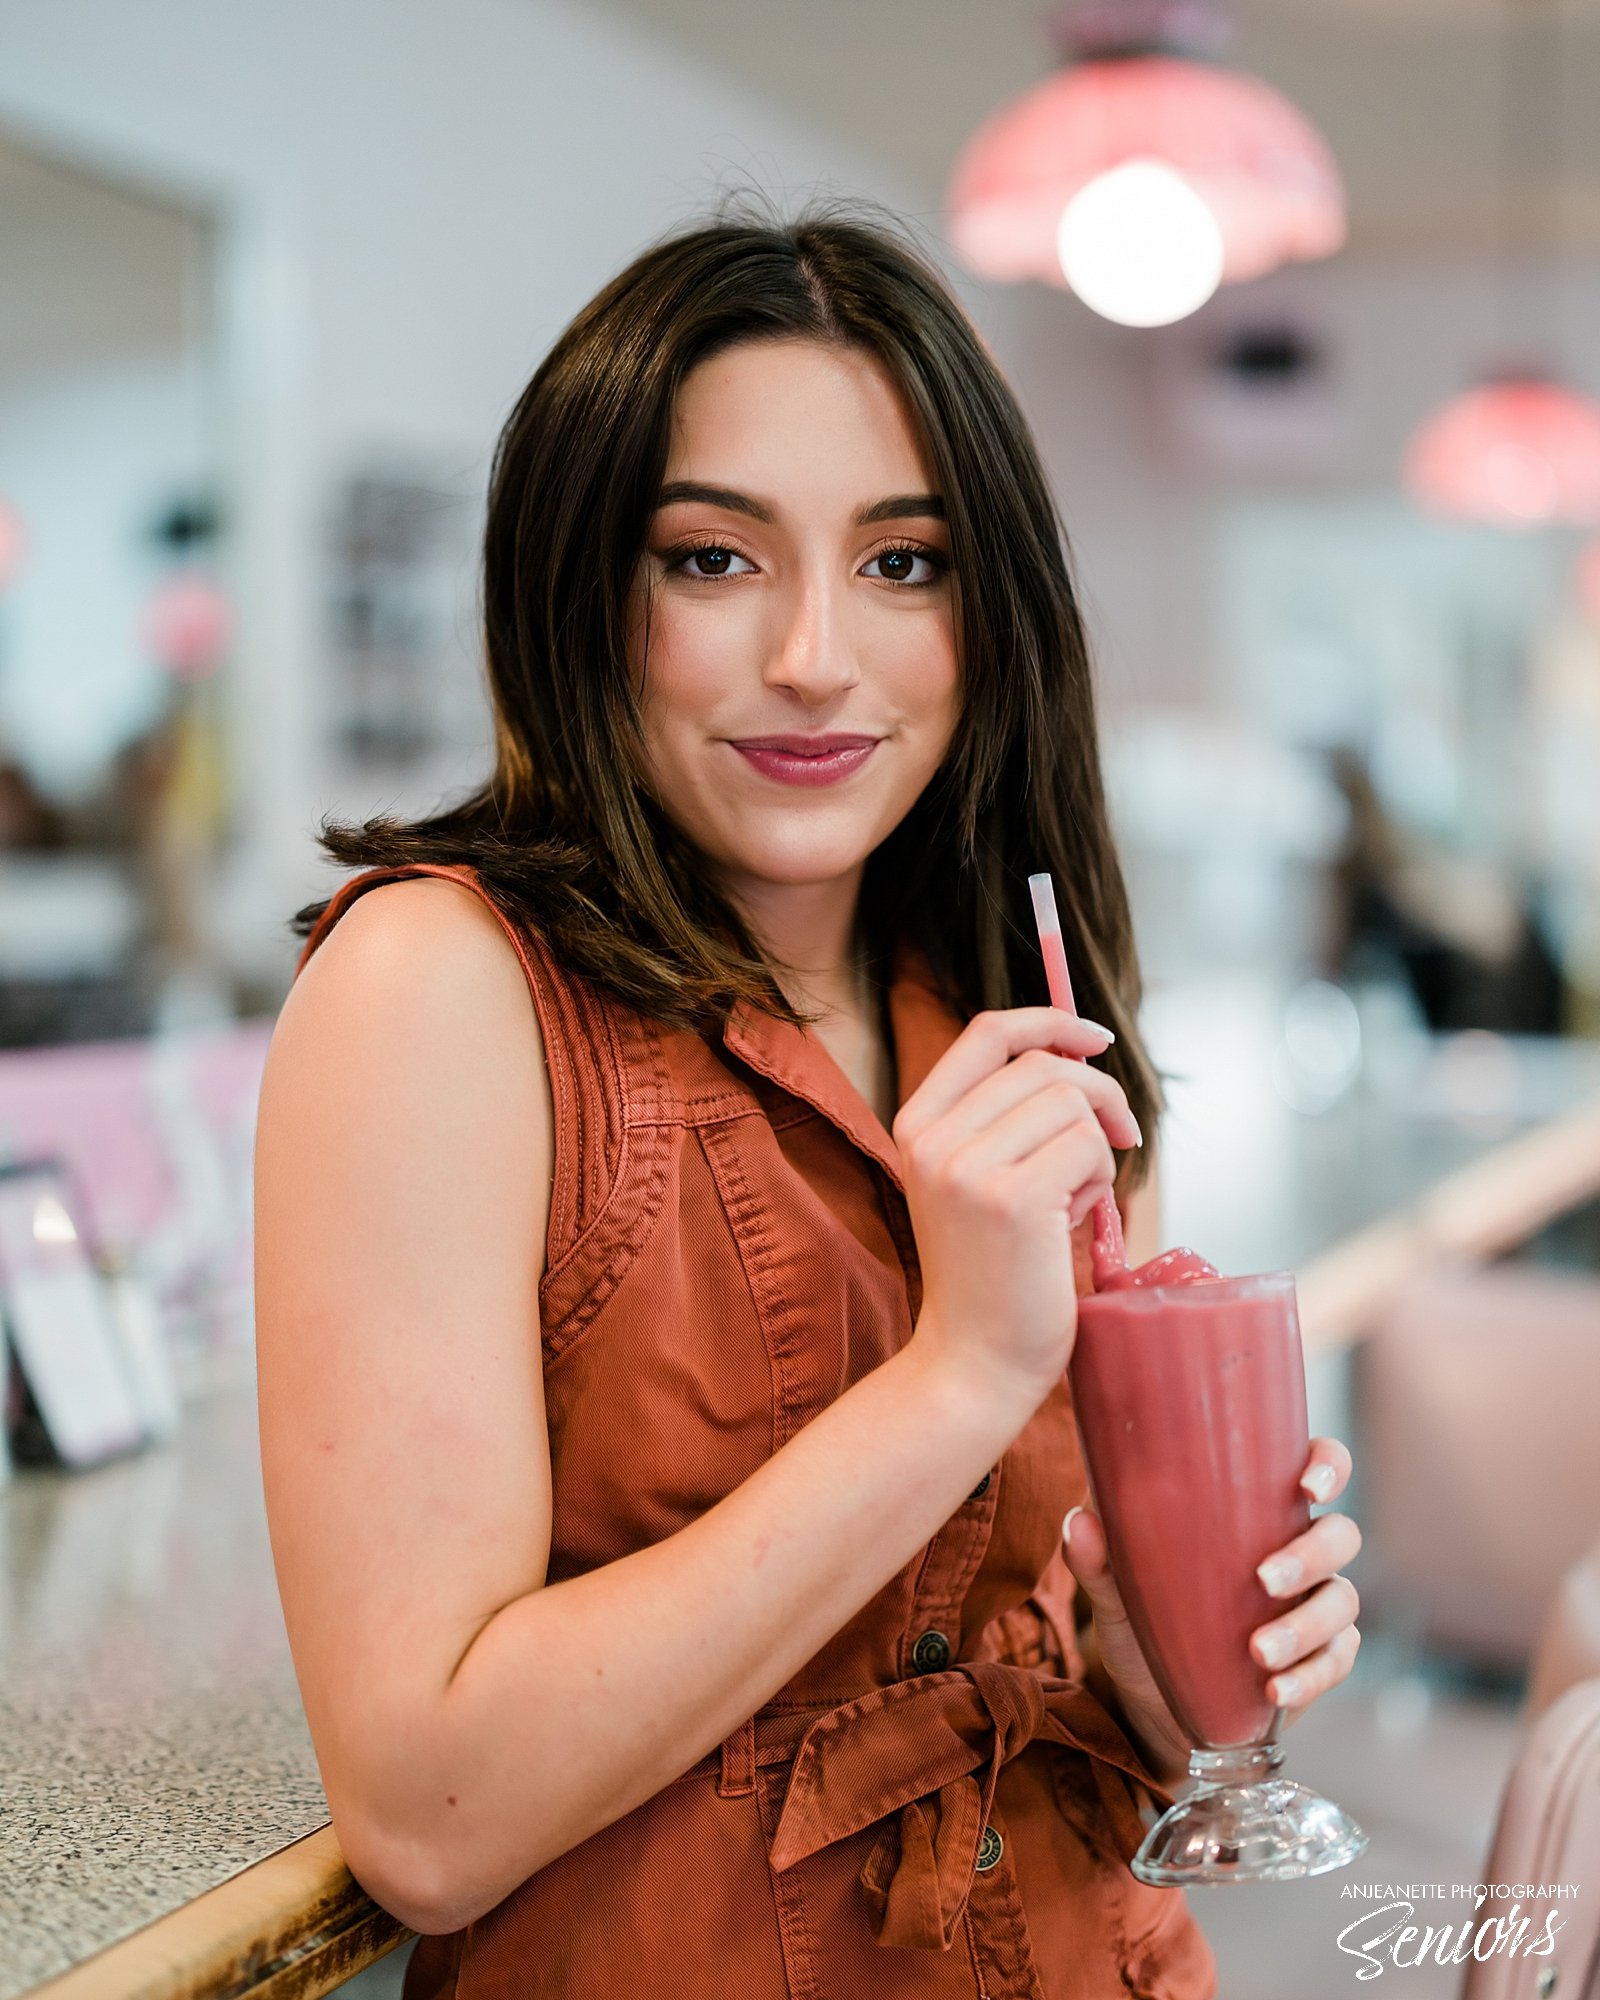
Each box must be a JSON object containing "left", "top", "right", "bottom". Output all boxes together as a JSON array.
[{"left": 139, "top": 573, "right": 232, "bottom": 679}]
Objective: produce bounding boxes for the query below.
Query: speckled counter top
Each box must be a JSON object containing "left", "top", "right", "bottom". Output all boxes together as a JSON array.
[{"left": 0, "top": 1357, "right": 331, "bottom": 1998}]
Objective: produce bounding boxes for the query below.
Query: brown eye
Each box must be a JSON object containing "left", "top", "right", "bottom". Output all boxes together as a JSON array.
[
  {"left": 664, "top": 542, "right": 755, "bottom": 579},
  {"left": 864, "top": 544, "right": 946, "bottom": 586}
]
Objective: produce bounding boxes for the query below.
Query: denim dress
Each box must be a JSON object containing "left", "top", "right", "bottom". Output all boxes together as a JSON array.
[{"left": 292, "top": 863, "right": 1217, "bottom": 2000}]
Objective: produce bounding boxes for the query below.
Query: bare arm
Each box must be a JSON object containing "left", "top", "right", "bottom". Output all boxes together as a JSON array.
[{"left": 255, "top": 880, "right": 1043, "bottom": 1935}]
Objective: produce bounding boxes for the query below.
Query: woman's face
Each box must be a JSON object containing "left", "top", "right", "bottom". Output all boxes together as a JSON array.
[{"left": 627, "top": 337, "right": 960, "bottom": 918}]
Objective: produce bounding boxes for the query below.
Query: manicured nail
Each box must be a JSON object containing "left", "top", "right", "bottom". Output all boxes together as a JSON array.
[
  {"left": 1128, "top": 1115, "right": 1144, "bottom": 1148},
  {"left": 1257, "top": 1555, "right": 1303, "bottom": 1597},
  {"left": 1062, "top": 1505, "right": 1083, "bottom": 1548},
  {"left": 1256, "top": 1625, "right": 1295, "bottom": 1667},
  {"left": 1272, "top": 1673, "right": 1302, "bottom": 1707},
  {"left": 1077, "top": 1018, "right": 1115, "bottom": 1043},
  {"left": 1302, "top": 1463, "right": 1337, "bottom": 1502}
]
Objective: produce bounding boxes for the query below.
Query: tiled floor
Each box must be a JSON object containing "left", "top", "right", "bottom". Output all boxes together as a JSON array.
[{"left": 332, "top": 1629, "right": 1528, "bottom": 1999}]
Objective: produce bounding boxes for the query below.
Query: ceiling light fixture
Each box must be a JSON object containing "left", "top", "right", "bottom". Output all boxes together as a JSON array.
[{"left": 946, "top": 0, "right": 1346, "bottom": 326}]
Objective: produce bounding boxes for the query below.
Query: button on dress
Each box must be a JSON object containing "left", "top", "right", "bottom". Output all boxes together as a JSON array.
[{"left": 292, "top": 863, "right": 1218, "bottom": 2000}]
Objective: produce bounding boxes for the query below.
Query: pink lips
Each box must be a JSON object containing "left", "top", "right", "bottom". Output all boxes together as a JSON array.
[{"left": 729, "top": 735, "right": 881, "bottom": 787}]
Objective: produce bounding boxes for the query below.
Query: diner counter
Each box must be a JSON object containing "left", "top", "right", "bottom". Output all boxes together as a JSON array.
[{"left": 8, "top": 1026, "right": 1600, "bottom": 2000}]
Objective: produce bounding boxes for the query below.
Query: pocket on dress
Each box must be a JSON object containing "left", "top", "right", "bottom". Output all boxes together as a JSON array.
[{"left": 1114, "top": 1876, "right": 1219, "bottom": 2000}]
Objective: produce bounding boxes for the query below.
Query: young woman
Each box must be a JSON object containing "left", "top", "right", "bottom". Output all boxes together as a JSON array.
[{"left": 255, "top": 207, "right": 1362, "bottom": 2000}]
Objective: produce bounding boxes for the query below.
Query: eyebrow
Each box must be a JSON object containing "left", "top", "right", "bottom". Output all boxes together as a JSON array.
[{"left": 655, "top": 481, "right": 945, "bottom": 526}]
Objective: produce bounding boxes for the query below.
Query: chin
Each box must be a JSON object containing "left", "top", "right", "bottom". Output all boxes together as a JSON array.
[
  {"left": 732, "top": 853, "right": 873, "bottom": 888},
  {"left": 712, "top": 827, "right": 879, "bottom": 886}
]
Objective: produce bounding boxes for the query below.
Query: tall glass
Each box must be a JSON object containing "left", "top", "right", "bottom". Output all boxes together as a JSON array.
[{"left": 1068, "top": 1270, "right": 1369, "bottom": 1884}]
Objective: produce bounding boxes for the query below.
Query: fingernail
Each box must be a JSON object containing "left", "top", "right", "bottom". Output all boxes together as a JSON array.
[
  {"left": 1257, "top": 1555, "right": 1303, "bottom": 1597},
  {"left": 1302, "top": 1463, "right": 1337, "bottom": 1502},
  {"left": 1272, "top": 1673, "right": 1301, "bottom": 1707},
  {"left": 1256, "top": 1624, "right": 1295, "bottom": 1667},
  {"left": 1077, "top": 1018, "right": 1116, "bottom": 1044},
  {"left": 1128, "top": 1115, "right": 1144, "bottom": 1148},
  {"left": 1062, "top": 1505, "right": 1084, "bottom": 1548}
]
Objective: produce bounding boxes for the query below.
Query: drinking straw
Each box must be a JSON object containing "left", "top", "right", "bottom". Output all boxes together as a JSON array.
[{"left": 1026, "top": 871, "right": 1127, "bottom": 1283}]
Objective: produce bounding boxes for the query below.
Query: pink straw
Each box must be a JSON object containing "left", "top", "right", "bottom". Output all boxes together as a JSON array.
[{"left": 1027, "top": 871, "right": 1127, "bottom": 1288}]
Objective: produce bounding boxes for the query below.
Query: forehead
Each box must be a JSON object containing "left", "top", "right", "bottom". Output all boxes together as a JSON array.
[{"left": 663, "top": 338, "right": 934, "bottom": 491}]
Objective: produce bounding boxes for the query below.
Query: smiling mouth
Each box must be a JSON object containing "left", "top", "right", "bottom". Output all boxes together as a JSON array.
[{"left": 728, "top": 739, "right": 881, "bottom": 787}]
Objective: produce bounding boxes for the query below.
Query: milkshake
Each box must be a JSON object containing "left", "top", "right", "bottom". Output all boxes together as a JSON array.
[
  {"left": 1069, "top": 1268, "right": 1313, "bottom": 1749},
  {"left": 1026, "top": 868, "right": 1366, "bottom": 1881}
]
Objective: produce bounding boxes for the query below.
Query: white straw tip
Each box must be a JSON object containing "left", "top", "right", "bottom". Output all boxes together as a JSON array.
[{"left": 1028, "top": 872, "right": 1062, "bottom": 935}]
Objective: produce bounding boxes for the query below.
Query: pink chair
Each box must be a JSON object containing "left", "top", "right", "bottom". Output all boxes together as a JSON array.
[
  {"left": 1357, "top": 1264, "right": 1600, "bottom": 1670},
  {"left": 1460, "top": 1675, "right": 1600, "bottom": 1998},
  {"left": 1527, "top": 1532, "right": 1600, "bottom": 1725}
]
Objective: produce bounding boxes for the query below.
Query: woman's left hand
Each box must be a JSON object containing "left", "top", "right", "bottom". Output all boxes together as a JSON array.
[{"left": 1062, "top": 1436, "right": 1363, "bottom": 1777}]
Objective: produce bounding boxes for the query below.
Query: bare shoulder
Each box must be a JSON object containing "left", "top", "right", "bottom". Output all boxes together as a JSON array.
[
  {"left": 254, "top": 871, "right": 559, "bottom": 1879},
  {"left": 273, "top": 873, "right": 554, "bottom": 1164},
  {"left": 289, "top": 872, "right": 545, "bottom": 1032}
]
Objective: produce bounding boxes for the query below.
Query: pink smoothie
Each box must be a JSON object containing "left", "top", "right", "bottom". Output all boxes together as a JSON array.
[{"left": 1068, "top": 1266, "right": 1313, "bottom": 1749}]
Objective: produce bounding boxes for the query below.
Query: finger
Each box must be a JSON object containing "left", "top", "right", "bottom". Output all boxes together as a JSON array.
[
  {"left": 1068, "top": 1171, "right": 1117, "bottom": 1231},
  {"left": 992, "top": 1118, "right": 1117, "bottom": 1224},
  {"left": 1299, "top": 1437, "right": 1353, "bottom": 1505},
  {"left": 1062, "top": 1505, "right": 1138, "bottom": 1635},
  {"left": 1266, "top": 1622, "right": 1361, "bottom": 1713},
  {"left": 1062, "top": 1503, "right": 1111, "bottom": 1581},
  {"left": 1250, "top": 1575, "right": 1360, "bottom": 1674},
  {"left": 943, "top": 1079, "right": 1128, "bottom": 1194},
  {"left": 945, "top": 1045, "right": 1141, "bottom": 1155},
  {"left": 1256, "top": 1510, "right": 1363, "bottom": 1599},
  {"left": 893, "top": 1009, "right": 1121, "bottom": 1145}
]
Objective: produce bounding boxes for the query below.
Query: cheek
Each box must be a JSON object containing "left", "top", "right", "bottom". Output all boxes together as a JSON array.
[
  {"left": 636, "top": 596, "right": 753, "bottom": 724},
  {"left": 881, "top": 616, "right": 960, "bottom": 739}
]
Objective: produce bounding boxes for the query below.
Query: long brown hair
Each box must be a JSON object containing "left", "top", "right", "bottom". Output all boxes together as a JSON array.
[{"left": 292, "top": 198, "right": 1164, "bottom": 1180}]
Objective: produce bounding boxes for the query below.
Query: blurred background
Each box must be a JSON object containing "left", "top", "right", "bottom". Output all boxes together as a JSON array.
[{"left": 1, "top": 3, "right": 1599, "bottom": 1997}]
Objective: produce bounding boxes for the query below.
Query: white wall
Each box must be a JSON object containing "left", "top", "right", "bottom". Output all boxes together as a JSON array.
[{"left": 0, "top": 0, "right": 919, "bottom": 977}]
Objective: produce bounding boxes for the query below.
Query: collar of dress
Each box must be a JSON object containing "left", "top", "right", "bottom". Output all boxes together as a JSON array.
[{"left": 719, "top": 935, "right": 963, "bottom": 1201}]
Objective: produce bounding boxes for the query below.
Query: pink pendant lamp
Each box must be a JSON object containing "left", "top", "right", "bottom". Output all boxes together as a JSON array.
[
  {"left": 946, "top": 0, "right": 1346, "bottom": 292},
  {"left": 1402, "top": 0, "right": 1600, "bottom": 528},
  {"left": 1404, "top": 374, "right": 1600, "bottom": 529}
]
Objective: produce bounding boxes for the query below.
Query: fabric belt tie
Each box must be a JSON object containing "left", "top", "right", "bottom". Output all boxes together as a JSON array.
[{"left": 765, "top": 1658, "right": 1174, "bottom": 1952}]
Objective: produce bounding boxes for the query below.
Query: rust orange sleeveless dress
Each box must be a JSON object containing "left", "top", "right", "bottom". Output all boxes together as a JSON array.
[{"left": 293, "top": 863, "right": 1218, "bottom": 2000}]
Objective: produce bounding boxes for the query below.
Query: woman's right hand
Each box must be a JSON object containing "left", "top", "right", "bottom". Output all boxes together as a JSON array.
[{"left": 893, "top": 1008, "right": 1142, "bottom": 1416}]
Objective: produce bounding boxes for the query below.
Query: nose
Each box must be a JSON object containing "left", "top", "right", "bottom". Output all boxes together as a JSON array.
[{"left": 763, "top": 566, "right": 861, "bottom": 707}]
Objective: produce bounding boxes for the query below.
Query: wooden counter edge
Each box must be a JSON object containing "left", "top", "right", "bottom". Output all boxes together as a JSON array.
[
  {"left": 23, "top": 1825, "right": 414, "bottom": 2000},
  {"left": 1298, "top": 1086, "right": 1600, "bottom": 1355}
]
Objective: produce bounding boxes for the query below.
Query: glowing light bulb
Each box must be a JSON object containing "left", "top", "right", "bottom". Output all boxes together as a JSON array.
[{"left": 1055, "top": 158, "right": 1224, "bottom": 327}]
